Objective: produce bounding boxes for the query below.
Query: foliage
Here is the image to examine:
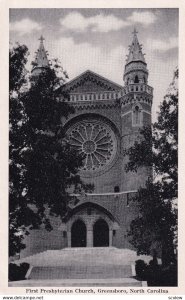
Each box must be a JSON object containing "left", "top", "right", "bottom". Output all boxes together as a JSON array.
[
  {"left": 135, "top": 259, "right": 177, "bottom": 286},
  {"left": 9, "top": 43, "right": 36, "bottom": 256},
  {"left": 135, "top": 259, "right": 147, "bottom": 280},
  {"left": 124, "top": 68, "right": 178, "bottom": 265},
  {"left": 9, "top": 44, "right": 92, "bottom": 257},
  {"left": 9, "top": 262, "right": 30, "bottom": 281}
]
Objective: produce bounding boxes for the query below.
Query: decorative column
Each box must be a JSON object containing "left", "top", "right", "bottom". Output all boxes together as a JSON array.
[
  {"left": 109, "top": 230, "right": 113, "bottom": 246},
  {"left": 67, "top": 231, "right": 71, "bottom": 248},
  {"left": 87, "top": 230, "right": 93, "bottom": 247}
]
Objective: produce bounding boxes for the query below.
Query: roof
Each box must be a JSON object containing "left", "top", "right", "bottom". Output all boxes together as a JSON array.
[
  {"left": 32, "top": 35, "right": 49, "bottom": 69},
  {"left": 60, "top": 70, "right": 123, "bottom": 93},
  {"left": 126, "top": 29, "right": 146, "bottom": 65}
]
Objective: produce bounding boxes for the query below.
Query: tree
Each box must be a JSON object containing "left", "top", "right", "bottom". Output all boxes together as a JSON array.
[
  {"left": 9, "top": 43, "right": 37, "bottom": 256},
  {"left": 123, "top": 68, "right": 178, "bottom": 265},
  {"left": 23, "top": 59, "right": 92, "bottom": 220},
  {"left": 9, "top": 44, "right": 91, "bottom": 257}
]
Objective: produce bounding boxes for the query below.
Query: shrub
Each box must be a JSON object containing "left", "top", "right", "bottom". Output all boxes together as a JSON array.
[
  {"left": 9, "top": 262, "right": 30, "bottom": 281},
  {"left": 135, "top": 259, "right": 147, "bottom": 280},
  {"left": 146, "top": 262, "right": 177, "bottom": 286},
  {"left": 135, "top": 258, "right": 177, "bottom": 286}
]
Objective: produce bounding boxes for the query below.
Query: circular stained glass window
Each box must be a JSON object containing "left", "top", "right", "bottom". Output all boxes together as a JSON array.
[{"left": 66, "top": 118, "right": 117, "bottom": 172}]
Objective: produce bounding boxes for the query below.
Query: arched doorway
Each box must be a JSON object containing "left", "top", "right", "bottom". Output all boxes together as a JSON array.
[
  {"left": 71, "top": 220, "right": 86, "bottom": 247},
  {"left": 93, "top": 219, "right": 109, "bottom": 247}
]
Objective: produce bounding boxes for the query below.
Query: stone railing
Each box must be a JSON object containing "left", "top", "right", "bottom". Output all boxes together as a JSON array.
[
  {"left": 123, "top": 83, "right": 153, "bottom": 95},
  {"left": 69, "top": 91, "right": 121, "bottom": 102},
  {"left": 67, "top": 84, "right": 153, "bottom": 102}
]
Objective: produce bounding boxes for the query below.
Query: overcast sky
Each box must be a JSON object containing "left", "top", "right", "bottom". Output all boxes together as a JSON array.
[{"left": 9, "top": 8, "right": 178, "bottom": 121}]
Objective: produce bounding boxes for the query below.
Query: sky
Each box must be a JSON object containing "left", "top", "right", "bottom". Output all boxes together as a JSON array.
[{"left": 9, "top": 8, "right": 178, "bottom": 121}]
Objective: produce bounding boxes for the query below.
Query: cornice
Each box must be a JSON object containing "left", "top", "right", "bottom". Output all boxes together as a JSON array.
[
  {"left": 121, "top": 94, "right": 153, "bottom": 107},
  {"left": 69, "top": 100, "right": 121, "bottom": 110}
]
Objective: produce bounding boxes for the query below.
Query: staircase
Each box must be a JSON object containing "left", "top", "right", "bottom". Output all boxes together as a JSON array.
[
  {"left": 29, "top": 265, "right": 132, "bottom": 280},
  {"left": 9, "top": 247, "right": 151, "bottom": 286}
]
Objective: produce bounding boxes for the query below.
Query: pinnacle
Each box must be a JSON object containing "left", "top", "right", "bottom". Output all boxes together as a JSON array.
[
  {"left": 33, "top": 35, "right": 49, "bottom": 69},
  {"left": 126, "top": 29, "right": 146, "bottom": 64}
]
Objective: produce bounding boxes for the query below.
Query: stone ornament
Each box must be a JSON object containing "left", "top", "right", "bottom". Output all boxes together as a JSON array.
[{"left": 66, "top": 118, "right": 117, "bottom": 173}]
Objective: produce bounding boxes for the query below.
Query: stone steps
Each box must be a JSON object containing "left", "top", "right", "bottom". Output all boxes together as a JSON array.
[
  {"left": 17, "top": 247, "right": 153, "bottom": 267},
  {"left": 11, "top": 247, "right": 152, "bottom": 286},
  {"left": 29, "top": 265, "right": 132, "bottom": 280},
  {"left": 9, "top": 278, "right": 145, "bottom": 287}
]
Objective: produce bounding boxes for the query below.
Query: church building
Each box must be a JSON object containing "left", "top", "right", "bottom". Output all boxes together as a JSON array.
[{"left": 21, "top": 30, "right": 153, "bottom": 257}]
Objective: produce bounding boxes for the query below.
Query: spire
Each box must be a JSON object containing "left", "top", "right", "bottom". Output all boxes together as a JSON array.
[
  {"left": 126, "top": 28, "right": 146, "bottom": 64},
  {"left": 33, "top": 35, "right": 49, "bottom": 69}
]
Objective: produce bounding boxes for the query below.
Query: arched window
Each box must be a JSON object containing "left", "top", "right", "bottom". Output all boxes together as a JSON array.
[
  {"left": 135, "top": 106, "right": 140, "bottom": 123},
  {"left": 134, "top": 75, "right": 139, "bottom": 83},
  {"left": 132, "top": 104, "right": 142, "bottom": 126}
]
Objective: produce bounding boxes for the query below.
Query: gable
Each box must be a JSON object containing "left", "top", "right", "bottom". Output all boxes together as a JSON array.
[{"left": 62, "top": 70, "right": 122, "bottom": 94}]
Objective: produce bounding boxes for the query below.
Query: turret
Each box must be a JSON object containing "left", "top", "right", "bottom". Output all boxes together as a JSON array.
[
  {"left": 120, "top": 29, "right": 153, "bottom": 192},
  {"left": 124, "top": 29, "right": 148, "bottom": 86}
]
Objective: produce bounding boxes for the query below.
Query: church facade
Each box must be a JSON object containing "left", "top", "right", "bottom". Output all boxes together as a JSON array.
[{"left": 21, "top": 31, "right": 153, "bottom": 257}]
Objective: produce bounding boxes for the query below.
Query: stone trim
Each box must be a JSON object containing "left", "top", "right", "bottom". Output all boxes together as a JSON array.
[
  {"left": 69, "top": 190, "right": 137, "bottom": 197},
  {"left": 62, "top": 83, "right": 152, "bottom": 103},
  {"left": 132, "top": 102, "right": 143, "bottom": 127},
  {"left": 121, "top": 95, "right": 152, "bottom": 107},
  {"left": 60, "top": 84, "right": 152, "bottom": 104},
  {"left": 121, "top": 111, "right": 132, "bottom": 118},
  {"left": 131, "top": 264, "right": 136, "bottom": 276},
  {"left": 70, "top": 101, "right": 120, "bottom": 110},
  {"left": 143, "top": 109, "right": 151, "bottom": 115},
  {"left": 25, "top": 266, "right": 33, "bottom": 279},
  {"left": 69, "top": 91, "right": 121, "bottom": 102},
  {"left": 66, "top": 212, "right": 116, "bottom": 247}
]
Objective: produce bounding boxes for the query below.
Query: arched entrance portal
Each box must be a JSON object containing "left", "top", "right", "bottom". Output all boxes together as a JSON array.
[
  {"left": 71, "top": 220, "right": 86, "bottom": 247},
  {"left": 93, "top": 219, "right": 109, "bottom": 247}
]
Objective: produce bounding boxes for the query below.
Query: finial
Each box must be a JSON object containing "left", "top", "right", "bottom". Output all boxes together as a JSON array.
[
  {"left": 132, "top": 28, "right": 138, "bottom": 36},
  {"left": 39, "top": 35, "right": 45, "bottom": 43}
]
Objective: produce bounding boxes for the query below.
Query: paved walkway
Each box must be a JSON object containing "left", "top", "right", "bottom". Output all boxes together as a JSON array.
[{"left": 9, "top": 278, "right": 147, "bottom": 287}]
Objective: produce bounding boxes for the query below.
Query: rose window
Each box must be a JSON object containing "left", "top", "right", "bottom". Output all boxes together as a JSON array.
[{"left": 67, "top": 119, "right": 117, "bottom": 172}]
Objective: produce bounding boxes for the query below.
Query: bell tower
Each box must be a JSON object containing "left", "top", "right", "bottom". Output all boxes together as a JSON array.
[{"left": 121, "top": 29, "right": 153, "bottom": 191}]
